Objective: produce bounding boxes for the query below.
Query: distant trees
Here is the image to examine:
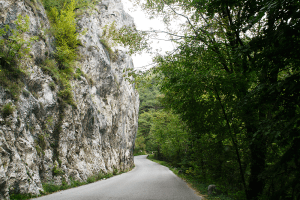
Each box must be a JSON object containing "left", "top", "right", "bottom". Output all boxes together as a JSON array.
[{"left": 133, "top": 0, "right": 300, "bottom": 199}]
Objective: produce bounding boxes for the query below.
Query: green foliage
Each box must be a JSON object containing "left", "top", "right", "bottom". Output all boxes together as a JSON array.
[
  {"left": 40, "top": 59, "right": 60, "bottom": 81},
  {"left": 49, "top": 82, "right": 55, "bottom": 90},
  {"left": 58, "top": 78, "right": 77, "bottom": 108},
  {"left": 134, "top": 73, "right": 189, "bottom": 164},
  {"left": 40, "top": 170, "right": 126, "bottom": 197},
  {"left": 42, "top": 0, "right": 78, "bottom": 107},
  {"left": 134, "top": 0, "right": 300, "bottom": 199},
  {"left": 35, "top": 133, "right": 49, "bottom": 156},
  {"left": 0, "top": 15, "right": 37, "bottom": 69},
  {"left": 37, "top": 134, "right": 47, "bottom": 150},
  {"left": 100, "top": 39, "right": 118, "bottom": 62},
  {"left": 42, "top": 183, "right": 63, "bottom": 194},
  {"left": 133, "top": 135, "right": 146, "bottom": 155},
  {"left": 86, "top": 176, "right": 96, "bottom": 183},
  {"left": 74, "top": 68, "right": 83, "bottom": 80},
  {"left": 9, "top": 193, "right": 38, "bottom": 200},
  {"left": 0, "top": 15, "right": 38, "bottom": 100},
  {"left": 1, "top": 102, "right": 14, "bottom": 118},
  {"left": 42, "top": 0, "right": 99, "bottom": 107},
  {"left": 52, "top": 164, "right": 65, "bottom": 176},
  {"left": 41, "top": 0, "right": 99, "bottom": 13},
  {"left": 113, "top": 168, "right": 118, "bottom": 175},
  {"left": 35, "top": 144, "right": 43, "bottom": 156},
  {"left": 134, "top": 73, "right": 163, "bottom": 155},
  {"left": 146, "top": 110, "right": 188, "bottom": 163},
  {"left": 148, "top": 155, "right": 233, "bottom": 200},
  {"left": 114, "top": 25, "right": 149, "bottom": 55},
  {"left": 48, "top": 0, "right": 78, "bottom": 66},
  {"left": 101, "top": 21, "right": 149, "bottom": 56}
]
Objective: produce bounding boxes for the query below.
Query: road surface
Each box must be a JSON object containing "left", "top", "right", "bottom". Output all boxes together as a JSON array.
[{"left": 33, "top": 155, "right": 201, "bottom": 200}]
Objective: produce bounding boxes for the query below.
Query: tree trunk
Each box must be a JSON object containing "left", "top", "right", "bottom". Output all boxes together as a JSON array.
[{"left": 247, "top": 127, "right": 266, "bottom": 200}]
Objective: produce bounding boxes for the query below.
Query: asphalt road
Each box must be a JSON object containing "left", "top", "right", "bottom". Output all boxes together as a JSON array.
[{"left": 33, "top": 155, "right": 202, "bottom": 200}]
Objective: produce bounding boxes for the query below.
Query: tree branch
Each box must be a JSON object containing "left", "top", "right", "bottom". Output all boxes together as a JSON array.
[{"left": 213, "top": 85, "right": 249, "bottom": 198}]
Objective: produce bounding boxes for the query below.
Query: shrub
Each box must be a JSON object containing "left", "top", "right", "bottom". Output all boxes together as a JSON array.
[
  {"left": 0, "top": 15, "right": 38, "bottom": 100},
  {"left": 41, "top": 59, "right": 60, "bottom": 81},
  {"left": 113, "top": 168, "right": 118, "bottom": 175},
  {"left": 74, "top": 68, "right": 83, "bottom": 80},
  {"left": 9, "top": 193, "right": 37, "bottom": 200},
  {"left": 87, "top": 176, "right": 96, "bottom": 183},
  {"left": 1, "top": 103, "right": 14, "bottom": 118},
  {"left": 38, "top": 134, "right": 47, "bottom": 150},
  {"left": 48, "top": 0, "right": 79, "bottom": 66},
  {"left": 42, "top": 183, "right": 61, "bottom": 194},
  {"left": 49, "top": 82, "right": 55, "bottom": 90},
  {"left": 0, "top": 15, "right": 37, "bottom": 69},
  {"left": 52, "top": 164, "right": 65, "bottom": 176}
]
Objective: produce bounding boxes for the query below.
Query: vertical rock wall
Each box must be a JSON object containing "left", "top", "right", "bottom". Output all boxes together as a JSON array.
[{"left": 0, "top": 0, "right": 139, "bottom": 199}]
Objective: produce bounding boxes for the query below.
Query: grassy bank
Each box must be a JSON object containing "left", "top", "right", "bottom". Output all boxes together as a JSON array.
[
  {"left": 147, "top": 155, "right": 233, "bottom": 200},
  {"left": 10, "top": 167, "right": 134, "bottom": 200}
]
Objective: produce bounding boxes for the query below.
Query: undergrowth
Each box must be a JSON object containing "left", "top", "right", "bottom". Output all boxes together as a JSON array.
[
  {"left": 9, "top": 167, "right": 134, "bottom": 200},
  {"left": 147, "top": 155, "right": 233, "bottom": 200}
]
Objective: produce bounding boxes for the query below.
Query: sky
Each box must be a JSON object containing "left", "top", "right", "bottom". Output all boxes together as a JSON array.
[{"left": 121, "top": 0, "right": 176, "bottom": 70}]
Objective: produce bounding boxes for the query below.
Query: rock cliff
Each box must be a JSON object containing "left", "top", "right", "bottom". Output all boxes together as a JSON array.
[{"left": 0, "top": 0, "right": 139, "bottom": 199}]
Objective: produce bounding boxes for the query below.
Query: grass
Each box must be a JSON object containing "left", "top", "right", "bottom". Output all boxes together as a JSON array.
[
  {"left": 1, "top": 102, "right": 15, "bottom": 118},
  {"left": 9, "top": 167, "right": 134, "bottom": 200},
  {"left": 147, "top": 155, "right": 233, "bottom": 200},
  {"left": 100, "top": 39, "right": 118, "bottom": 62},
  {"left": 0, "top": 67, "right": 25, "bottom": 101},
  {"left": 10, "top": 193, "right": 39, "bottom": 200}
]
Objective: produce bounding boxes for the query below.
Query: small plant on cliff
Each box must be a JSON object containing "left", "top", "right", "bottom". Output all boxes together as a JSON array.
[
  {"left": 48, "top": 0, "right": 79, "bottom": 67},
  {"left": 44, "top": 0, "right": 80, "bottom": 107},
  {"left": 41, "top": 0, "right": 99, "bottom": 13},
  {"left": 0, "top": 15, "right": 38, "bottom": 69},
  {"left": 52, "top": 164, "right": 65, "bottom": 176},
  {"left": 100, "top": 39, "right": 118, "bottom": 62},
  {"left": 101, "top": 21, "right": 149, "bottom": 56},
  {"left": 0, "top": 15, "right": 38, "bottom": 100},
  {"left": 1, "top": 102, "right": 15, "bottom": 118}
]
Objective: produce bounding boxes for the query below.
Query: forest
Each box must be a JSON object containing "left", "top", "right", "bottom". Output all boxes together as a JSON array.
[{"left": 132, "top": 0, "right": 300, "bottom": 199}]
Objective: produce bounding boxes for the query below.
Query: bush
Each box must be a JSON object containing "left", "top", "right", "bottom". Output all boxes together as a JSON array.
[
  {"left": 9, "top": 193, "right": 37, "bottom": 200},
  {"left": 0, "top": 15, "right": 37, "bottom": 69},
  {"left": 49, "top": 82, "right": 56, "bottom": 90},
  {"left": 47, "top": 0, "right": 79, "bottom": 66},
  {"left": 87, "top": 176, "right": 96, "bottom": 183},
  {"left": 41, "top": 59, "right": 60, "bottom": 81},
  {"left": 1, "top": 103, "right": 14, "bottom": 118},
  {"left": 52, "top": 164, "right": 65, "bottom": 176},
  {"left": 0, "top": 15, "right": 38, "bottom": 100},
  {"left": 42, "top": 183, "right": 61, "bottom": 194}
]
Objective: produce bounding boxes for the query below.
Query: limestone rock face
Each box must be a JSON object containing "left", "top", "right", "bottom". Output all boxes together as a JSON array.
[{"left": 0, "top": 0, "right": 139, "bottom": 199}]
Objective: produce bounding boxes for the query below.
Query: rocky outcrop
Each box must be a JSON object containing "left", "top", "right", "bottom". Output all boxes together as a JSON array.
[{"left": 0, "top": 0, "right": 139, "bottom": 199}]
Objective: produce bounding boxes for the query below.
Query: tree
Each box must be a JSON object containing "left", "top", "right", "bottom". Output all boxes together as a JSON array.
[{"left": 133, "top": 0, "right": 300, "bottom": 199}]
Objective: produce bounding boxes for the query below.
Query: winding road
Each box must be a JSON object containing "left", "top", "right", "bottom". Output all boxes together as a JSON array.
[{"left": 34, "top": 155, "right": 202, "bottom": 200}]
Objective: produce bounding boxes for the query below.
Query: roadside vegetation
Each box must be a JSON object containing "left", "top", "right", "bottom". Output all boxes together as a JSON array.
[
  {"left": 2, "top": 0, "right": 144, "bottom": 199},
  {"left": 135, "top": 74, "right": 234, "bottom": 199},
  {"left": 132, "top": 0, "right": 300, "bottom": 199},
  {"left": 147, "top": 154, "right": 232, "bottom": 200},
  {"left": 9, "top": 168, "right": 133, "bottom": 200}
]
